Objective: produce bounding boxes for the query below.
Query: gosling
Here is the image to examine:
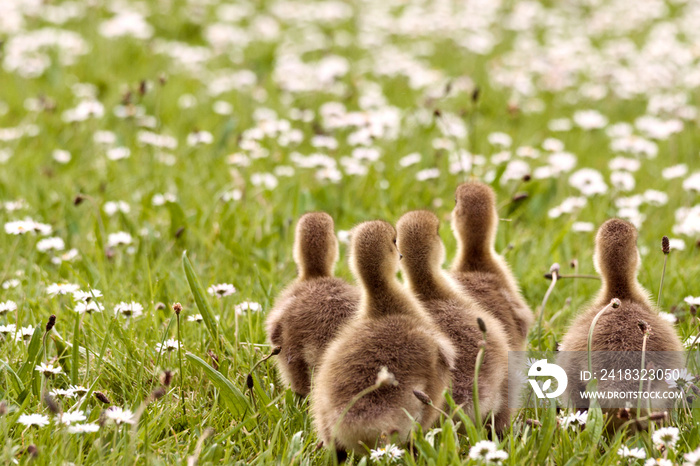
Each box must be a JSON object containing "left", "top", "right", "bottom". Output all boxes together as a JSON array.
[
  {"left": 397, "top": 210, "right": 511, "bottom": 431},
  {"left": 265, "top": 212, "right": 360, "bottom": 396},
  {"left": 311, "top": 220, "right": 456, "bottom": 455},
  {"left": 451, "top": 181, "right": 534, "bottom": 351},
  {"left": 559, "top": 219, "right": 683, "bottom": 425}
]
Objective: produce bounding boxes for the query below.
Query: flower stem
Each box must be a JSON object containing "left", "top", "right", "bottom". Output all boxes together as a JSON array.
[
  {"left": 330, "top": 382, "right": 383, "bottom": 453},
  {"left": 657, "top": 254, "right": 668, "bottom": 310},
  {"left": 587, "top": 299, "right": 621, "bottom": 373},
  {"left": 473, "top": 320, "right": 488, "bottom": 430},
  {"left": 176, "top": 311, "right": 186, "bottom": 417},
  {"left": 537, "top": 269, "right": 558, "bottom": 349},
  {"left": 636, "top": 332, "right": 649, "bottom": 418},
  {"left": 472, "top": 345, "right": 485, "bottom": 429},
  {"left": 543, "top": 273, "right": 600, "bottom": 280}
]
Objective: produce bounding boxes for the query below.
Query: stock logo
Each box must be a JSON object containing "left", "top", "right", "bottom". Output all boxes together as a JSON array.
[{"left": 528, "top": 359, "right": 568, "bottom": 399}]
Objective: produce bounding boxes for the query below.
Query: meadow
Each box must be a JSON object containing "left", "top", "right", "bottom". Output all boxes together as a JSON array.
[{"left": 1, "top": 0, "right": 700, "bottom": 463}]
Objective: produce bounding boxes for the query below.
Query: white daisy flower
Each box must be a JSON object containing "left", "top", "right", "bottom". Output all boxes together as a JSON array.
[
  {"left": 17, "top": 413, "right": 50, "bottom": 427},
  {"left": 618, "top": 446, "right": 646, "bottom": 459},
  {"left": 106, "top": 147, "right": 130, "bottom": 161},
  {"left": 661, "top": 164, "right": 687, "bottom": 180},
  {"left": 609, "top": 157, "right": 641, "bottom": 172},
  {"left": 516, "top": 146, "right": 540, "bottom": 158},
  {"left": 643, "top": 190, "right": 668, "bottom": 206},
  {"left": 234, "top": 301, "right": 262, "bottom": 314},
  {"left": 4, "top": 218, "right": 50, "bottom": 235},
  {"left": 337, "top": 230, "right": 351, "bottom": 244},
  {"left": 352, "top": 147, "right": 381, "bottom": 162},
  {"left": 644, "top": 459, "right": 673, "bottom": 466},
  {"left": 560, "top": 411, "right": 588, "bottom": 428},
  {"left": 50, "top": 388, "right": 76, "bottom": 398},
  {"left": 107, "top": 231, "right": 133, "bottom": 247},
  {"left": 2, "top": 278, "right": 21, "bottom": 290},
  {"left": 72, "top": 289, "right": 103, "bottom": 302},
  {"left": 486, "top": 450, "right": 509, "bottom": 464},
  {"left": 369, "top": 444, "right": 404, "bottom": 462},
  {"left": 665, "top": 367, "right": 695, "bottom": 391},
  {"left": 651, "top": 426, "right": 679, "bottom": 449},
  {"left": 35, "top": 362, "right": 63, "bottom": 376},
  {"left": 94, "top": 130, "right": 116, "bottom": 145},
  {"left": 657, "top": 312, "right": 677, "bottom": 324},
  {"left": 610, "top": 171, "right": 635, "bottom": 191},
  {"left": 152, "top": 193, "right": 177, "bottom": 206},
  {"left": 684, "top": 296, "right": 700, "bottom": 306},
  {"left": 525, "top": 357, "right": 540, "bottom": 367},
  {"left": 67, "top": 385, "right": 89, "bottom": 396},
  {"left": 617, "top": 446, "right": 647, "bottom": 460},
  {"left": 684, "top": 447, "right": 700, "bottom": 466},
  {"left": 105, "top": 406, "right": 135, "bottom": 425},
  {"left": 155, "top": 338, "right": 182, "bottom": 353},
  {"left": 542, "top": 138, "right": 565, "bottom": 152},
  {"left": 569, "top": 168, "right": 608, "bottom": 196},
  {"left": 469, "top": 440, "right": 497, "bottom": 460},
  {"left": 137, "top": 131, "right": 177, "bottom": 149},
  {"left": 114, "top": 302, "right": 143, "bottom": 318},
  {"left": 572, "top": 222, "right": 595, "bottom": 233},
  {"left": 416, "top": 168, "right": 440, "bottom": 181},
  {"left": 51, "top": 249, "right": 79, "bottom": 265},
  {"left": 187, "top": 314, "right": 203, "bottom": 323},
  {"left": 32, "top": 221, "right": 52, "bottom": 235},
  {"left": 187, "top": 130, "right": 213, "bottom": 146},
  {"left": 74, "top": 301, "right": 104, "bottom": 314},
  {"left": 488, "top": 132, "right": 512, "bottom": 148},
  {"left": 47, "top": 283, "right": 80, "bottom": 296},
  {"left": 2, "top": 199, "right": 26, "bottom": 211},
  {"left": 667, "top": 238, "right": 685, "bottom": 251},
  {"left": 250, "top": 173, "right": 278, "bottom": 190},
  {"left": 548, "top": 196, "right": 587, "bottom": 219},
  {"left": 311, "top": 135, "right": 338, "bottom": 150},
  {"left": 213, "top": 101, "right": 233, "bottom": 115},
  {"left": 68, "top": 423, "right": 100, "bottom": 434},
  {"left": 0, "top": 323, "right": 17, "bottom": 336},
  {"left": 103, "top": 201, "right": 130, "bottom": 217},
  {"left": 52, "top": 149, "right": 71, "bottom": 164},
  {"left": 59, "top": 410, "right": 87, "bottom": 425},
  {"left": 207, "top": 283, "right": 236, "bottom": 298},
  {"left": 36, "top": 237, "right": 65, "bottom": 252},
  {"left": 0, "top": 300, "right": 17, "bottom": 315},
  {"left": 399, "top": 152, "right": 421, "bottom": 167},
  {"left": 684, "top": 336, "right": 700, "bottom": 349},
  {"left": 573, "top": 109, "right": 608, "bottom": 130},
  {"left": 221, "top": 190, "right": 242, "bottom": 202},
  {"left": 15, "top": 326, "right": 35, "bottom": 342},
  {"left": 683, "top": 172, "right": 700, "bottom": 193},
  {"left": 4, "top": 220, "right": 33, "bottom": 235}
]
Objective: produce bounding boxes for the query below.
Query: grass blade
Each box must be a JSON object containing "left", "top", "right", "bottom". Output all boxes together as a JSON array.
[
  {"left": 536, "top": 402, "right": 558, "bottom": 464},
  {"left": 18, "top": 323, "right": 43, "bottom": 381},
  {"left": 182, "top": 251, "right": 220, "bottom": 344},
  {"left": 71, "top": 313, "right": 80, "bottom": 384},
  {"left": 185, "top": 352, "right": 249, "bottom": 418},
  {"left": 1, "top": 359, "right": 25, "bottom": 394},
  {"left": 52, "top": 334, "right": 72, "bottom": 377}
]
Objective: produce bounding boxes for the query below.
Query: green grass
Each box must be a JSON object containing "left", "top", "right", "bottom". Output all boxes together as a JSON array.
[{"left": 1, "top": 0, "right": 700, "bottom": 464}]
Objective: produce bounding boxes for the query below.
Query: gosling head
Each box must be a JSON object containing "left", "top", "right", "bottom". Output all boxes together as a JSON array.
[
  {"left": 293, "top": 212, "right": 339, "bottom": 280},
  {"left": 593, "top": 218, "right": 641, "bottom": 283},
  {"left": 452, "top": 181, "right": 498, "bottom": 254},
  {"left": 396, "top": 211, "right": 445, "bottom": 281},
  {"left": 349, "top": 220, "right": 401, "bottom": 288}
]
